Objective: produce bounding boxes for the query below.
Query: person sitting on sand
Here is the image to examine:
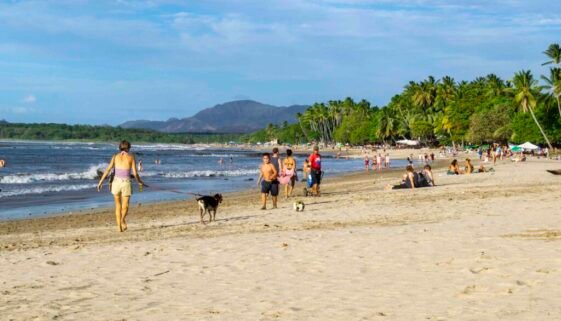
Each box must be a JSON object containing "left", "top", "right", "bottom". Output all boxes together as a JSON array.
[
  {"left": 389, "top": 165, "right": 418, "bottom": 189},
  {"left": 465, "top": 158, "right": 474, "bottom": 174},
  {"left": 97, "top": 140, "right": 146, "bottom": 232},
  {"left": 447, "top": 159, "right": 460, "bottom": 175},
  {"left": 512, "top": 153, "right": 527, "bottom": 163},
  {"left": 421, "top": 164, "right": 436, "bottom": 186},
  {"left": 257, "top": 153, "right": 278, "bottom": 210}
]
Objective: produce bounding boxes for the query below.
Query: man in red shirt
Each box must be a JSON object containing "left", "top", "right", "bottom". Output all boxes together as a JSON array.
[{"left": 309, "top": 146, "right": 322, "bottom": 196}]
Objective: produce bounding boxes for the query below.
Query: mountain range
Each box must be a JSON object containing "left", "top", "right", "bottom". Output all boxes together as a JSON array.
[{"left": 120, "top": 100, "right": 308, "bottom": 133}]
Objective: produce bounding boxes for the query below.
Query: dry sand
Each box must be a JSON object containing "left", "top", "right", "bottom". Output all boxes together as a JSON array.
[{"left": 1, "top": 158, "right": 561, "bottom": 320}]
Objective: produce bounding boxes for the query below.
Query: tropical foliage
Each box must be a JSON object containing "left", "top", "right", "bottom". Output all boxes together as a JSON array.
[{"left": 254, "top": 43, "right": 561, "bottom": 147}]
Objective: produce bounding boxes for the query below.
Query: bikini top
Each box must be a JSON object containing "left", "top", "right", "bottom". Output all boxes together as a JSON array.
[{"left": 114, "top": 151, "right": 132, "bottom": 179}]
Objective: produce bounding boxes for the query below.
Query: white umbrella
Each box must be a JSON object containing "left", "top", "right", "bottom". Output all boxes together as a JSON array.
[{"left": 518, "top": 142, "right": 539, "bottom": 150}]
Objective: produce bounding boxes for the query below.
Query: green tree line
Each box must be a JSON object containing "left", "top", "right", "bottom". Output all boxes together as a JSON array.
[
  {"left": 248, "top": 43, "right": 561, "bottom": 148},
  {"left": 0, "top": 122, "right": 243, "bottom": 144}
]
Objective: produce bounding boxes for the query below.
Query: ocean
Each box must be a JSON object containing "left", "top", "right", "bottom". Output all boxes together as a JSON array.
[{"left": 0, "top": 141, "right": 405, "bottom": 220}]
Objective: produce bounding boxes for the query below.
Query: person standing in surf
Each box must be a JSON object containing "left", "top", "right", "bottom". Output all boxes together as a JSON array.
[{"left": 97, "top": 140, "right": 145, "bottom": 232}]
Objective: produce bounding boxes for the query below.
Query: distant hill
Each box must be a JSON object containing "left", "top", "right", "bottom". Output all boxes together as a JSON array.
[
  {"left": 120, "top": 100, "right": 308, "bottom": 133},
  {"left": 0, "top": 119, "right": 8, "bottom": 124}
]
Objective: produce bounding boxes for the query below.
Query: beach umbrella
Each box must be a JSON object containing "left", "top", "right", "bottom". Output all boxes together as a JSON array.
[{"left": 518, "top": 142, "right": 539, "bottom": 150}]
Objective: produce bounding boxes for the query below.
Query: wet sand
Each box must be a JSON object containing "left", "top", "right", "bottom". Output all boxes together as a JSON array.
[{"left": 1, "top": 158, "right": 561, "bottom": 320}]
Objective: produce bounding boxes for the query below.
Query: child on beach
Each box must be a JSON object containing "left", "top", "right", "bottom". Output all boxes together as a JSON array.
[
  {"left": 257, "top": 153, "right": 279, "bottom": 210},
  {"left": 302, "top": 159, "right": 311, "bottom": 182}
]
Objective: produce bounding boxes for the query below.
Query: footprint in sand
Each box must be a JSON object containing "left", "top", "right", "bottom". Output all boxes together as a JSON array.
[{"left": 469, "top": 267, "right": 490, "bottom": 274}]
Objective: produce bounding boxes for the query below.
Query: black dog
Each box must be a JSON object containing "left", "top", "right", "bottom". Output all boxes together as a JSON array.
[{"left": 196, "top": 194, "right": 223, "bottom": 224}]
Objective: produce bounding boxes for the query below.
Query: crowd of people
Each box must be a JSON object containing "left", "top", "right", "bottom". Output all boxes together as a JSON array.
[
  {"left": 363, "top": 153, "right": 391, "bottom": 171},
  {"left": 257, "top": 146, "right": 323, "bottom": 210}
]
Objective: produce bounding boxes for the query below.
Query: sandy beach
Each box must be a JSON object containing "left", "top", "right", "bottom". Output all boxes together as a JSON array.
[{"left": 1, "top": 158, "right": 561, "bottom": 320}]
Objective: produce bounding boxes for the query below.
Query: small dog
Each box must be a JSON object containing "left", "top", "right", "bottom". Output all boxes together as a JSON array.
[
  {"left": 293, "top": 200, "right": 305, "bottom": 212},
  {"left": 197, "top": 194, "right": 223, "bottom": 224}
]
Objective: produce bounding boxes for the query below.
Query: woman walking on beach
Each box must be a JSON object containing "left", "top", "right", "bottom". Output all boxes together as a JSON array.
[
  {"left": 97, "top": 140, "right": 145, "bottom": 232},
  {"left": 281, "top": 149, "right": 297, "bottom": 198}
]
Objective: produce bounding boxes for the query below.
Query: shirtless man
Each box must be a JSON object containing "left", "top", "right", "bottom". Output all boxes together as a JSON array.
[{"left": 257, "top": 153, "right": 278, "bottom": 210}]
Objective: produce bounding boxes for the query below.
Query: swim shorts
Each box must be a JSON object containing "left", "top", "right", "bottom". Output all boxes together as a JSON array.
[
  {"left": 311, "top": 169, "right": 322, "bottom": 185},
  {"left": 261, "top": 180, "right": 279, "bottom": 196},
  {"left": 111, "top": 178, "right": 132, "bottom": 197}
]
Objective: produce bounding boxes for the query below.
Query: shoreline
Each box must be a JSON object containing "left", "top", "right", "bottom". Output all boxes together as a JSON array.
[
  {"left": 0, "top": 141, "right": 438, "bottom": 221},
  {"left": 0, "top": 162, "right": 416, "bottom": 233}
]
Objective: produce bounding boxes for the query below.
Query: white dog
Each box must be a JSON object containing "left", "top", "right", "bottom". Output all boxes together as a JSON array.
[{"left": 293, "top": 201, "right": 305, "bottom": 212}]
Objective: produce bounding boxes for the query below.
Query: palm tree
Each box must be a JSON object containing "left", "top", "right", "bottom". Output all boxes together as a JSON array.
[
  {"left": 437, "top": 76, "right": 456, "bottom": 105},
  {"left": 541, "top": 67, "right": 561, "bottom": 117},
  {"left": 377, "top": 107, "right": 396, "bottom": 142},
  {"left": 542, "top": 43, "right": 561, "bottom": 66},
  {"left": 296, "top": 112, "right": 309, "bottom": 140},
  {"left": 266, "top": 123, "right": 276, "bottom": 141},
  {"left": 412, "top": 76, "right": 438, "bottom": 113},
  {"left": 511, "top": 70, "right": 553, "bottom": 149},
  {"left": 485, "top": 74, "right": 505, "bottom": 98}
]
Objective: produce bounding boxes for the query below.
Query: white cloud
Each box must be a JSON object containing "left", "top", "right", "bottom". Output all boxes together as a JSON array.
[{"left": 22, "top": 95, "right": 37, "bottom": 104}]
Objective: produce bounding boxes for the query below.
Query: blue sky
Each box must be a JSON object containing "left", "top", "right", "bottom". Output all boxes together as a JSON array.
[{"left": 1, "top": 0, "right": 560, "bottom": 124}]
